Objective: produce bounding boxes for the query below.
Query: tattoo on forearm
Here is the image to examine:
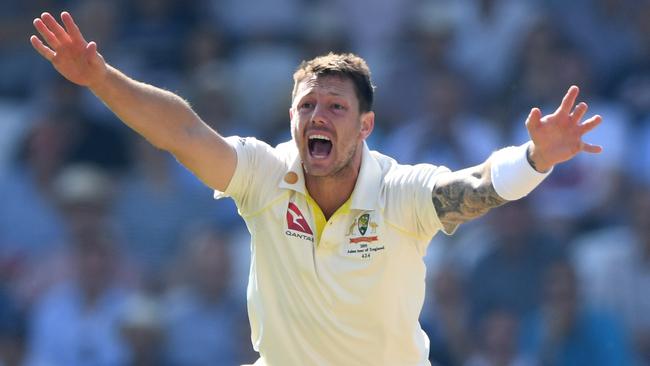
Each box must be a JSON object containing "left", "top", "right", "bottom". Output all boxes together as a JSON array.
[{"left": 432, "top": 170, "right": 508, "bottom": 232}]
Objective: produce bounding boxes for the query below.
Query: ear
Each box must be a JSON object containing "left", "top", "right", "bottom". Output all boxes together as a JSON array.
[
  {"left": 289, "top": 107, "right": 293, "bottom": 120},
  {"left": 359, "top": 111, "right": 375, "bottom": 140}
]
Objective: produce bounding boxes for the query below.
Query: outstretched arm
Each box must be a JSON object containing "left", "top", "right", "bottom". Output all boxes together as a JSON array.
[
  {"left": 432, "top": 85, "right": 602, "bottom": 233},
  {"left": 30, "top": 12, "right": 236, "bottom": 191}
]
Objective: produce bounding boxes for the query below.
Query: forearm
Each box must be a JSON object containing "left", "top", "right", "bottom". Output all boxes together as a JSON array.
[
  {"left": 433, "top": 143, "right": 552, "bottom": 232},
  {"left": 89, "top": 65, "right": 207, "bottom": 152},
  {"left": 432, "top": 161, "right": 507, "bottom": 233}
]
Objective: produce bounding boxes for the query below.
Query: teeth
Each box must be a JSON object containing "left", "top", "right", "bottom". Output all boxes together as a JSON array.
[{"left": 309, "top": 135, "right": 330, "bottom": 141}]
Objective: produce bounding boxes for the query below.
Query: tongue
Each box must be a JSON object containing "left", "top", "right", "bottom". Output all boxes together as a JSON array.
[{"left": 311, "top": 140, "right": 332, "bottom": 157}]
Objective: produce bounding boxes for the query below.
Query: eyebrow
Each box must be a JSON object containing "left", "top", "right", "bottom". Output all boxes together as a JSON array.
[{"left": 299, "top": 90, "right": 346, "bottom": 98}]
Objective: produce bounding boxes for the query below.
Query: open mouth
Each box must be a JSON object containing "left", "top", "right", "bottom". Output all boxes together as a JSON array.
[{"left": 308, "top": 134, "right": 332, "bottom": 158}]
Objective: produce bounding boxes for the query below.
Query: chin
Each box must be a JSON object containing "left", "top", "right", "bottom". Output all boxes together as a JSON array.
[{"left": 302, "top": 161, "right": 334, "bottom": 177}]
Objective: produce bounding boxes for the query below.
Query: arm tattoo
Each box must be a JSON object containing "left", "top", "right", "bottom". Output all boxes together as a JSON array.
[{"left": 432, "top": 166, "right": 508, "bottom": 233}]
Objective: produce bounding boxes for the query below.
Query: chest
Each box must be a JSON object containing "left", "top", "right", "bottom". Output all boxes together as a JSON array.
[{"left": 249, "top": 195, "right": 425, "bottom": 292}]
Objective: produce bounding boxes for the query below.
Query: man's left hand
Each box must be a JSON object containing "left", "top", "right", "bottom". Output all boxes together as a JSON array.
[{"left": 526, "top": 85, "right": 602, "bottom": 172}]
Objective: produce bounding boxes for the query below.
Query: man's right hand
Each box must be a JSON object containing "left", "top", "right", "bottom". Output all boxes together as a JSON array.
[{"left": 31, "top": 12, "right": 107, "bottom": 88}]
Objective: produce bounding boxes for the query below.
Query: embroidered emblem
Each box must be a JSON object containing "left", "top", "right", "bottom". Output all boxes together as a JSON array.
[
  {"left": 347, "top": 213, "right": 381, "bottom": 247},
  {"left": 346, "top": 212, "right": 384, "bottom": 257}
]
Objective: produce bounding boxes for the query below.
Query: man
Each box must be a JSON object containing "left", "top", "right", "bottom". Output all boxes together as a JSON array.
[{"left": 30, "top": 11, "right": 602, "bottom": 366}]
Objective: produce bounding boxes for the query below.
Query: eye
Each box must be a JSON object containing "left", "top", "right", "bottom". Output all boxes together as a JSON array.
[
  {"left": 332, "top": 103, "right": 345, "bottom": 110},
  {"left": 299, "top": 102, "right": 314, "bottom": 110}
]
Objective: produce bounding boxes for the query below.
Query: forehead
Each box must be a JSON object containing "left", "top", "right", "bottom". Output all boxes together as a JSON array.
[{"left": 294, "top": 75, "right": 357, "bottom": 101}]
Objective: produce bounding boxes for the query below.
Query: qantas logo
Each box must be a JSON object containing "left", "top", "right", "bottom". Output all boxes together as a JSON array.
[{"left": 286, "top": 202, "right": 313, "bottom": 235}]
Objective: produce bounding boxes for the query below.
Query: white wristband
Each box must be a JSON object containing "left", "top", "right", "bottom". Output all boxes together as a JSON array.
[{"left": 490, "top": 142, "right": 552, "bottom": 201}]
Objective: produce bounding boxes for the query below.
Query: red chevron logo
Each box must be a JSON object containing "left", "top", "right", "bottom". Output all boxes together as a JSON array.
[{"left": 286, "top": 202, "right": 313, "bottom": 235}]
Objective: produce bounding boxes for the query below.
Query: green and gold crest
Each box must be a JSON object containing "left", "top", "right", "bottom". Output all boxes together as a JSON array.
[{"left": 357, "top": 214, "right": 370, "bottom": 235}]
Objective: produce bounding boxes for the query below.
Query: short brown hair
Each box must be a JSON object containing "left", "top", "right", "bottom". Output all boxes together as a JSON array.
[{"left": 292, "top": 53, "right": 375, "bottom": 113}]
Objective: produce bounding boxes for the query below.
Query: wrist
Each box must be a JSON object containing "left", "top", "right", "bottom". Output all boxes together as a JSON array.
[
  {"left": 87, "top": 64, "right": 111, "bottom": 92},
  {"left": 526, "top": 142, "right": 553, "bottom": 173},
  {"left": 490, "top": 142, "right": 553, "bottom": 201}
]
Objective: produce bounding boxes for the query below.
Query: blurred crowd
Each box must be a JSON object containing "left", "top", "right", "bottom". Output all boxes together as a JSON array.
[{"left": 0, "top": 0, "right": 649, "bottom": 365}]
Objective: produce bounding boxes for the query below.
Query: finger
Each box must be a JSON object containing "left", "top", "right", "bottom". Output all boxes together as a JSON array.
[
  {"left": 578, "top": 114, "right": 602, "bottom": 135},
  {"left": 570, "top": 102, "right": 588, "bottom": 123},
  {"left": 581, "top": 141, "right": 603, "bottom": 154},
  {"left": 33, "top": 18, "right": 60, "bottom": 49},
  {"left": 30, "top": 35, "right": 56, "bottom": 61},
  {"left": 86, "top": 41, "right": 101, "bottom": 66},
  {"left": 61, "top": 11, "right": 86, "bottom": 43},
  {"left": 557, "top": 85, "right": 579, "bottom": 115},
  {"left": 41, "top": 12, "right": 70, "bottom": 43},
  {"left": 526, "top": 107, "right": 543, "bottom": 129}
]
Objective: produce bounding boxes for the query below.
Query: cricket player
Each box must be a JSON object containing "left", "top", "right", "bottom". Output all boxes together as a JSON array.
[{"left": 30, "top": 11, "right": 603, "bottom": 366}]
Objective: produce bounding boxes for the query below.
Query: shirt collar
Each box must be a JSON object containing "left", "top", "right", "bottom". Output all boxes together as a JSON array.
[
  {"left": 278, "top": 141, "right": 382, "bottom": 211},
  {"left": 278, "top": 143, "right": 307, "bottom": 195},
  {"left": 350, "top": 142, "right": 382, "bottom": 211}
]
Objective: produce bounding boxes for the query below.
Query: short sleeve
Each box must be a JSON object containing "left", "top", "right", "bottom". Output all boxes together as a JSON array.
[
  {"left": 213, "top": 136, "right": 285, "bottom": 216},
  {"left": 384, "top": 163, "right": 452, "bottom": 240}
]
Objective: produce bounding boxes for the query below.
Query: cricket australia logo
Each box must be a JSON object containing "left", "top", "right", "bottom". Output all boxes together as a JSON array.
[
  {"left": 285, "top": 202, "right": 314, "bottom": 242},
  {"left": 347, "top": 213, "right": 379, "bottom": 244},
  {"left": 345, "top": 212, "right": 383, "bottom": 258}
]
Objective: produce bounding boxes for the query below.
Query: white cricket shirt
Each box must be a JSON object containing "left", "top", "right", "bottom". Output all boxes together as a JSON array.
[{"left": 215, "top": 137, "right": 451, "bottom": 366}]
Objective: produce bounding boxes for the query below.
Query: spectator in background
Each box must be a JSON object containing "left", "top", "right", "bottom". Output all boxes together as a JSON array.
[
  {"left": 15, "top": 164, "right": 128, "bottom": 306},
  {"left": 114, "top": 138, "right": 215, "bottom": 290},
  {"left": 505, "top": 17, "right": 571, "bottom": 118},
  {"left": 328, "top": 0, "right": 414, "bottom": 86},
  {"left": 448, "top": 0, "right": 541, "bottom": 97},
  {"left": 545, "top": 0, "right": 639, "bottom": 86},
  {"left": 465, "top": 308, "right": 533, "bottom": 366},
  {"left": 119, "top": 292, "right": 167, "bottom": 366},
  {"left": 122, "top": 0, "right": 194, "bottom": 72},
  {"left": 520, "top": 259, "right": 632, "bottom": 366},
  {"left": 468, "top": 200, "right": 562, "bottom": 325},
  {"left": 382, "top": 68, "right": 501, "bottom": 170},
  {"left": 205, "top": 0, "right": 304, "bottom": 143},
  {"left": 163, "top": 224, "right": 250, "bottom": 366},
  {"left": 25, "top": 165, "right": 134, "bottom": 366},
  {"left": 615, "top": 0, "right": 650, "bottom": 121},
  {"left": 572, "top": 184, "right": 650, "bottom": 364},
  {"left": 422, "top": 264, "right": 472, "bottom": 366},
  {"left": 618, "top": 2, "right": 650, "bottom": 185},
  {"left": 25, "top": 227, "right": 131, "bottom": 366},
  {"left": 0, "top": 111, "right": 72, "bottom": 276}
]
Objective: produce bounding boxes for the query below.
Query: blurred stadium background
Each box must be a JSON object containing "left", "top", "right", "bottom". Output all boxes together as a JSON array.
[{"left": 0, "top": 0, "right": 649, "bottom": 365}]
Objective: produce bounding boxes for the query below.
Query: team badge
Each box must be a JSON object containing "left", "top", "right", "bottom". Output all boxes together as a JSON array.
[{"left": 345, "top": 212, "right": 384, "bottom": 258}]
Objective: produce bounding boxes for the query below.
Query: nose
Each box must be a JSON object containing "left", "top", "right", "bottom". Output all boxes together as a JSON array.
[{"left": 310, "top": 103, "right": 328, "bottom": 126}]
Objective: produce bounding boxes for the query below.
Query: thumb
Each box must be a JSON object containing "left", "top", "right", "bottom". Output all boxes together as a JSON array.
[
  {"left": 526, "top": 107, "right": 543, "bottom": 130},
  {"left": 85, "top": 41, "right": 103, "bottom": 67}
]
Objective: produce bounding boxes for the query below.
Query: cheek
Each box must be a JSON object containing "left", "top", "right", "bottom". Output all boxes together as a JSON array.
[{"left": 290, "top": 118, "right": 304, "bottom": 141}]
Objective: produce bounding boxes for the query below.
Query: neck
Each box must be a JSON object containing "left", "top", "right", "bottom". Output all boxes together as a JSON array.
[{"left": 306, "top": 175, "right": 356, "bottom": 219}]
